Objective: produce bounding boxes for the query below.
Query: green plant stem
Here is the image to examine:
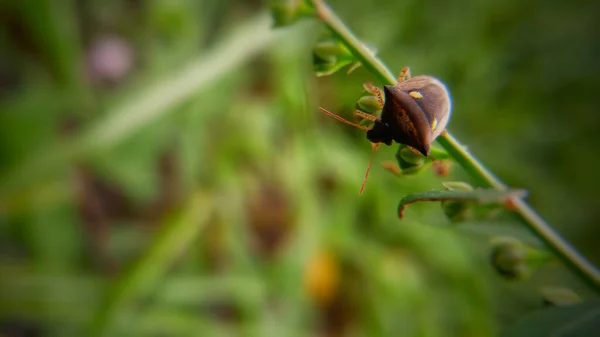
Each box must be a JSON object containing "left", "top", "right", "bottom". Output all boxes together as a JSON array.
[{"left": 312, "top": 0, "right": 600, "bottom": 293}]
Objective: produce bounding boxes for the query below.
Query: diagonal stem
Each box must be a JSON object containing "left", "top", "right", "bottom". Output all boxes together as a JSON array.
[{"left": 312, "top": 0, "right": 600, "bottom": 293}]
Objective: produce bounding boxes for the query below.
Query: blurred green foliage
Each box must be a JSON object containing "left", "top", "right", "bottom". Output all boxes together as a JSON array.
[{"left": 1, "top": 0, "right": 599, "bottom": 336}]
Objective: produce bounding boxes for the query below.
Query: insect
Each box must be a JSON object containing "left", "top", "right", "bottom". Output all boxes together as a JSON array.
[{"left": 319, "top": 67, "right": 452, "bottom": 194}]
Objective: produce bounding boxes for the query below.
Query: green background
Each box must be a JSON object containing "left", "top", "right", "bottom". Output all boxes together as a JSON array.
[{"left": 1, "top": 0, "right": 598, "bottom": 336}]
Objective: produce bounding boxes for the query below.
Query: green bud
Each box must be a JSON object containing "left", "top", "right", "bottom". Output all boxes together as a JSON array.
[
  {"left": 312, "top": 39, "right": 371, "bottom": 76},
  {"left": 491, "top": 239, "right": 528, "bottom": 280},
  {"left": 490, "top": 237, "right": 551, "bottom": 280},
  {"left": 314, "top": 62, "right": 343, "bottom": 77},
  {"left": 441, "top": 200, "right": 473, "bottom": 222},
  {"left": 270, "top": 0, "right": 312, "bottom": 27},
  {"left": 359, "top": 118, "right": 375, "bottom": 128},
  {"left": 399, "top": 165, "right": 424, "bottom": 175},
  {"left": 441, "top": 183, "right": 474, "bottom": 221},
  {"left": 541, "top": 287, "right": 581, "bottom": 307},
  {"left": 313, "top": 40, "right": 356, "bottom": 77},
  {"left": 393, "top": 145, "right": 425, "bottom": 175},
  {"left": 313, "top": 40, "right": 350, "bottom": 61},
  {"left": 357, "top": 96, "right": 381, "bottom": 114},
  {"left": 399, "top": 146, "right": 425, "bottom": 166}
]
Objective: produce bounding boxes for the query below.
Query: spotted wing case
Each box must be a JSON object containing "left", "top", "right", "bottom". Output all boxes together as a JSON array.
[{"left": 381, "top": 76, "right": 452, "bottom": 155}]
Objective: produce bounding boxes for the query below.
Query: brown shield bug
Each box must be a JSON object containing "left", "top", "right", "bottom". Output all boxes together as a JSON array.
[{"left": 319, "top": 67, "right": 452, "bottom": 194}]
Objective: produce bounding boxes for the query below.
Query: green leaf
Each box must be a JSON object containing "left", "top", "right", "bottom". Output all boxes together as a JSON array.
[
  {"left": 502, "top": 301, "right": 600, "bottom": 337},
  {"left": 397, "top": 188, "right": 527, "bottom": 219},
  {"left": 313, "top": 39, "right": 366, "bottom": 77},
  {"left": 313, "top": 40, "right": 351, "bottom": 61},
  {"left": 489, "top": 237, "right": 553, "bottom": 280},
  {"left": 314, "top": 59, "right": 355, "bottom": 77}
]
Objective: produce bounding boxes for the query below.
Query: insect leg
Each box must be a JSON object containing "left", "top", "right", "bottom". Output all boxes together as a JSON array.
[
  {"left": 398, "top": 67, "right": 412, "bottom": 82},
  {"left": 406, "top": 146, "right": 423, "bottom": 155},
  {"left": 363, "top": 82, "right": 384, "bottom": 108},
  {"left": 319, "top": 107, "right": 370, "bottom": 131},
  {"left": 360, "top": 142, "right": 382, "bottom": 195},
  {"left": 354, "top": 110, "right": 378, "bottom": 122}
]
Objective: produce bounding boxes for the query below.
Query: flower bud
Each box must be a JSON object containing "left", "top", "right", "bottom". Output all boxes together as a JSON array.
[
  {"left": 87, "top": 35, "right": 133, "bottom": 84},
  {"left": 314, "top": 62, "right": 344, "bottom": 77},
  {"left": 313, "top": 41, "right": 350, "bottom": 61},
  {"left": 270, "top": 0, "right": 312, "bottom": 27},
  {"left": 313, "top": 40, "right": 356, "bottom": 77},
  {"left": 391, "top": 145, "right": 426, "bottom": 175},
  {"left": 441, "top": 200, "right": 473, "bottom": 222},
  {"left": 541, "top": 287, "right": 581, "bottom": 306},
  {"left": 394, "top": 145, "right": 423, "bottom": 171},
  {"left": 357, "top": 95, "right": 381, "bottom": 114},
  {"left": 491, "top": 239, "right": 528, "bottom": 279},
  {"left": 490, "top": 237, "right": 551, "bottom": 280},
  {"left": 399, "top": 146, "right": 424, "bottom": 166}
]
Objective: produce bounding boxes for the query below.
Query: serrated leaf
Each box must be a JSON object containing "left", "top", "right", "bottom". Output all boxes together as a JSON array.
[
  {"left": 502, "top": 301, "right": 600, "bottom": 337},
  {"left": 397, "top": 188, "right": 527, "bottom": 219}
]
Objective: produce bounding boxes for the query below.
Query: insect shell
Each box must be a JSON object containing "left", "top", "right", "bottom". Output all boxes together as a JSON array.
[
  {"left": 366, "top": 75, "right": 452, "bottom": 156},
  {"left": 318, "top": 68, "right": 452, "bottom": 194}
]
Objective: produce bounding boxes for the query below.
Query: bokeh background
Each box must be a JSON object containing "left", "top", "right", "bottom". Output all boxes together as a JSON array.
[{"left": 1, "top": 0, "right": 599, "bottom": 336}]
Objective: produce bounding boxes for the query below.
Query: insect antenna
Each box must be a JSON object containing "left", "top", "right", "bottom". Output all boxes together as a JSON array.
[
  {"left": 359, "top": 142, "right": 381, "bottom": 195},
  {"left": 318, "top": 107, "right": 371, "bottom": 131}
]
